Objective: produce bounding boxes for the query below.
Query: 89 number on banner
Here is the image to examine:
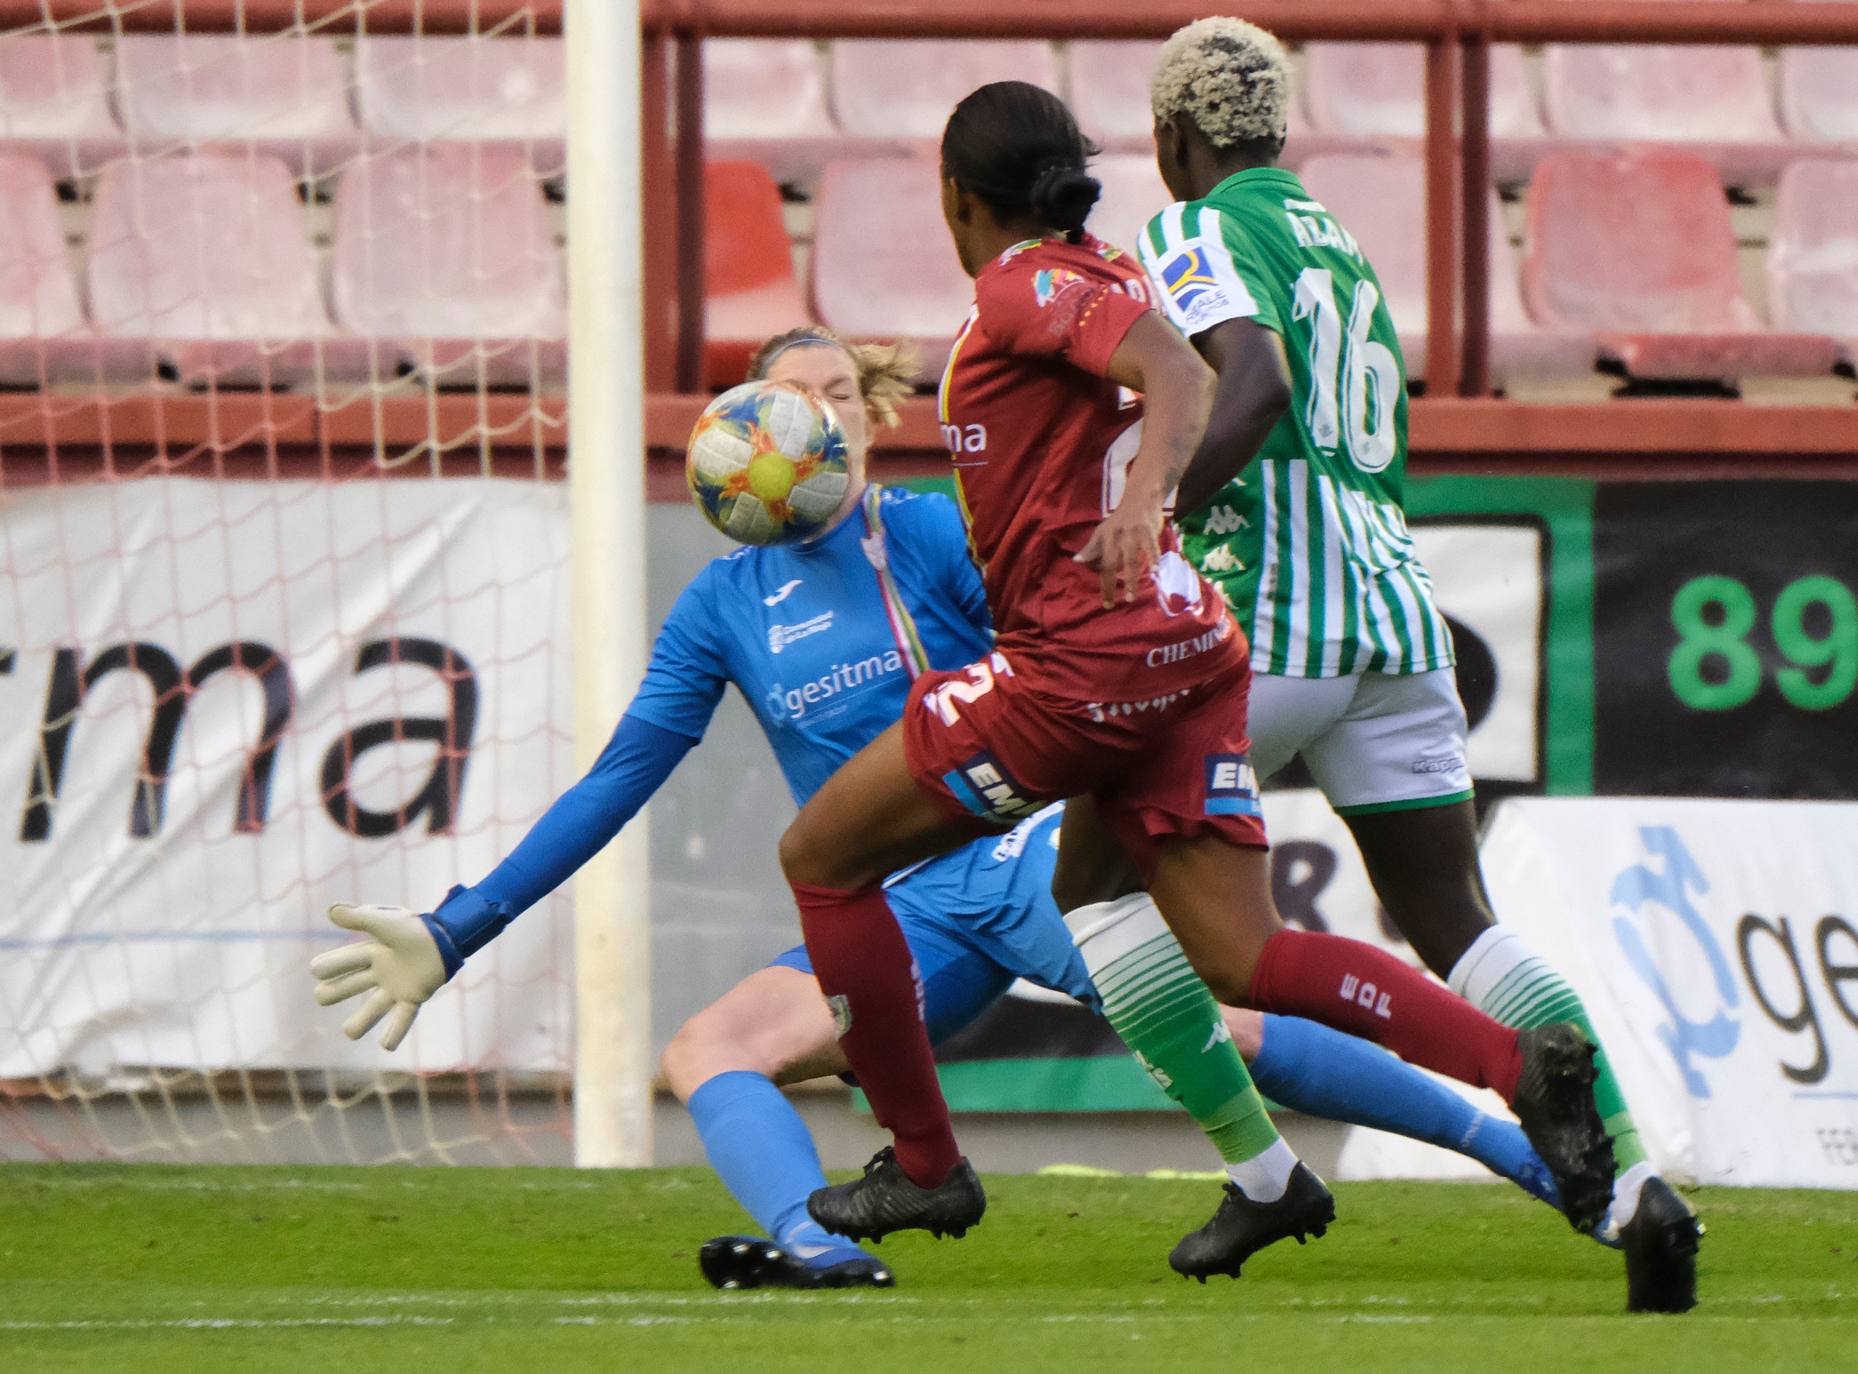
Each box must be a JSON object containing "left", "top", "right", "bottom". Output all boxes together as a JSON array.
[
  {"left": 1594, "top": 482, "right": 1858, "bottom": 799},
  {"left": 1669, "top": 574, "right": 1858, "bottom": 712}
]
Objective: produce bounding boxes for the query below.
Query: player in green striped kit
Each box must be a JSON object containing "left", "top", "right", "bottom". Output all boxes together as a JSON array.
[{"left": 1129, "top": 18, "right": 1702, "bottom": 1313}]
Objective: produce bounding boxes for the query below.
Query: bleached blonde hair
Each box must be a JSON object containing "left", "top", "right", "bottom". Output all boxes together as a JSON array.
[
  {"left": 747, "top": 326, "right": 917, "bottom": 431},
  {"left": 1150, "top": 17, "right": 1291, "bottom": 150}
]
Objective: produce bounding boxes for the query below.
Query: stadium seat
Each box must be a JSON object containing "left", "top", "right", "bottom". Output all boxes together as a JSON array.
[
  {"left": 331, "top": 149, "right": 567, "bottom": 387},
  {"left": 810, "top": 157, "right": 971, "bottom": 380},
  {"left": 87, "top": 153, "right": 334, "bottom": 386},
  {"left": 704, "top": 160, "right": 810, "bottom": 386},
  {"left": 0, "top": 152, "right": 97, "bottom": 384},
  {"left": 1297, "top": 154, "right": 1593, "bottom": 387},
  {"left": 1301, "top": 43, "right": 1552, "bottom": 182},
  {"left": 829, "top": 41, "right": 1058, "bottom": 143},
  {"left": 1768, "top": 159, "right": 1858, "bottom": 372},
  {"left": 114, "top": 35, "right": 358, "bottom": 179},
  {"left": 1780, "top": 46, "right": 1858, "bottom": 144},
  {"left": 703, "top": 39, "right": 846, "bottom": 187},
  {"left": 1541, "top": 45, "right": 1791, "bottom": 185},
  {"left": 0, "top": 33, "right": 123, "bottom": 179},
  {"left": 1064, "top": 38, "right": 1382, "bottom": 168},
  {"left": 354, "top": 37, "right": 564, "bottom": 176},
  {"left": 1522, "top": 149, "right": 1838, "bottom": 384},
  {"left": 1087, "top": 153, "right": 1171, "bottom": 258}
]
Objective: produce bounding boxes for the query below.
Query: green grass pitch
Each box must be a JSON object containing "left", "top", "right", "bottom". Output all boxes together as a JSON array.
[{"left": 2, "top": 1164, "right": 1853, "bottom": 1372}]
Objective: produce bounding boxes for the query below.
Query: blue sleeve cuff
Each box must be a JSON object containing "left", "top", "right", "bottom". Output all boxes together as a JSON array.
[{"left": 425, "top": 885, "right": 514, "bottom": 978}]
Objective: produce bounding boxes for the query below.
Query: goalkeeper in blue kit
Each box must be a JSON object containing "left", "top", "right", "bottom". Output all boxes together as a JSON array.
[{"left": 310, "top": 326, "right": 1559, "bottom": 1290}]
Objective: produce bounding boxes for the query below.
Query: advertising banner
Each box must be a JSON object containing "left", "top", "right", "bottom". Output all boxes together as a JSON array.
[{"left": 1481, "top": 797, "right": 1858, "bottom": 1188}]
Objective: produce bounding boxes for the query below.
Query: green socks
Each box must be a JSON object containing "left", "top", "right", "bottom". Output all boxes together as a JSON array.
[
  {"left": 1066, "top": 895, "right": 1284, "bottom": 1174},
  {"left": 1449, "top": 926, "right": 1648, "bottom": 1173}
]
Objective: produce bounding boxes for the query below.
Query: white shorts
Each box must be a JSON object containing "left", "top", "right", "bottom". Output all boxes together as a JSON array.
[{"left": 1247, "top": 668, "right": 1473, "bottom": 816}]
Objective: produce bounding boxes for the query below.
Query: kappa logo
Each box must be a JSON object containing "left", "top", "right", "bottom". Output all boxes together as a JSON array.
[
  {"left": 1198, "top": 544, "right": 1242, "bottom": 575},
  {"left": 1201, "top": 505, "right": 1247, "bottom": 537},
  {"left": 1204, "top": 754, "right": 1263, "bottom": 818},
  {"left": 768, "top": 611, "right": 833, "bottom": 654},
  {"left": 1339, "top": 973, "right": 1393, "bottom": 1020},
  {"left": 1203, "top": 1019, "right": 1233, "bottom": 1053},
  {"left": 762, "top": 578, "right": 803, "bottom": 607}
]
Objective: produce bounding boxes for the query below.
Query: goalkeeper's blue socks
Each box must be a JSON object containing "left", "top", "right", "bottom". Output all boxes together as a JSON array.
[
  {"left": 1246, "top": 1013, "right": 1559, "bottom": 1208},
  {"left": 686, "top": 1070, "right": 872, "bottom": 1266}
]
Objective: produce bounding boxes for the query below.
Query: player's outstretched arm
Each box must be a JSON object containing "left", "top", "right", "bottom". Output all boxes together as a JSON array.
[
  {"left": 1172, "top": 318, "right": 1291, "bottom": 516},
  {"left": 310, "top": 904, "right": 450, "bottom": 1050},
  {"left": 1076, "top": 313, "right": 1216, "bottom": 606}
]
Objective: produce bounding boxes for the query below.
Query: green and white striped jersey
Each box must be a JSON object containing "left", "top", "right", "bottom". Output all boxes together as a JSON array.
[{"left": 1136, "top": 167, "right": 1453, "bottom": 678}]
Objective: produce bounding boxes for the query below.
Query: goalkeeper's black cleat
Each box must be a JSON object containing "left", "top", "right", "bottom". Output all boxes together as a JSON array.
[
  {"left": 806, "top": 1147, "right": 986, "bottom": 1243},
  {"left": 698, "top": 1235, "right": 895, "bottom": 1291},
  {"left": 1621, "top": 1179, "right": 1703, "bottom": 1314},
  {"left": 1168, "top": 1163, "right": 1335, "bottom": 1282},
  {"left": 1511, "top": 1023, "right": 1616, "bottom": 1236}
]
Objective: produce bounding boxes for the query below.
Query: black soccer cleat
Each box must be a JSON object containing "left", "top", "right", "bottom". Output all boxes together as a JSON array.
[
  {"left": 698, "top": 1235, "right": 895, "bottom": 1291},
  {"left": 1511, "top": 1023, "right": 1617, "bottom": 1236},
  {"left": 1620, "top": 1179, "right": 1703, "bottom": 1314},
  {"left": 806, "top": 1147, "right": 986, "bottom": 1243},
  {"left": 1168, "top": 1163, "right": 1336, "bottom": 1282}
]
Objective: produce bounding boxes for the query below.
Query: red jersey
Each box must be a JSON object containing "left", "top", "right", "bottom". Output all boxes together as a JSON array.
[{"left": 936, "top": 234, "right": 1243, "bottom": 703}]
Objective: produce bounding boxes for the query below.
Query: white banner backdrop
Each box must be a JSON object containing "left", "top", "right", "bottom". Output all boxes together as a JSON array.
[
  {"left": 1482, "top": 797, "right": 1858, "bottom": 1188},
  {"left": 0, "top": 478, "right": 577, "bottom": 1080}
]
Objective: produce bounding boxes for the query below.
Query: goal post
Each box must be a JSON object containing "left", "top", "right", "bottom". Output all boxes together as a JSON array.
[{"left": 565, "top": 0, "right": 653, "bottom": 1169}]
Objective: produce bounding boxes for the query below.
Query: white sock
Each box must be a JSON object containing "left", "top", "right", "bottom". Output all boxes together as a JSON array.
[
  {"left": 1226, "top": 1137, "right": 1298, "bottom": 1203},
  {"left": 1447, "top": 925, "right": 1527, "bottom": 1003},
  {"left": 1603, "top": 1160, "right": 1657, "bottom": 1240}
]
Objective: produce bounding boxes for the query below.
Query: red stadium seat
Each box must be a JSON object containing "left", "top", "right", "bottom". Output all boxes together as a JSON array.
[
  {"left": 114, "top": 35, "right": 358, "bottom": 179},
  {"left": 1301, "top": 43, "right": 1551, "bottom": 183},
  {"left": 1541, "top": 44, "right": 1791, "bottom": 185},
  {"left": 704, "top": 39, "right": 846, "bottom": 187},
  {"left": 354, "top": 37, "right": 564, "bottom": 177},
  {"left": 0, "top": 152, "right": 98, "bottom": 383},
  {"left": 1768, "top": 159, "right": 1858, "bottom": 372},
  {"left": 1297, "top": 154, "right": 1594, "bottom": 387},
  {"left": 810, "top": 157, "right": 971, "bottom": 381},
  {"left": 1522, "top": 149, "right": 1838, "bottom": 384},
  {"left": 87, "top": 153, "right": 334, "bottom": 386},
  {"left": 704, "top": 160, "right": 810, "bottom": 386},
  {"left": 0, "top": 33, "right": 123, "bottom": 179},
  {"left": 1065, "top": 39, "right": 1382, "bottom": 168},
  {"left": 1087, "top": 153, "right": 1171, "bottom": 258},
  {"left": 1779, "top": 46, "right": 1858, "bottom": 144},
  {"left": 829, "top": 41, "right": 1058, "bottom": 143},
  {"left": 331, "top": 149, "right": 566, "bottom": 387}
]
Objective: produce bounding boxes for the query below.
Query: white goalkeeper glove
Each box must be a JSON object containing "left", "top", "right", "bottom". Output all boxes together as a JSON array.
[{"left": 310, "top": 903, "right": 449, "bottom": 1051}]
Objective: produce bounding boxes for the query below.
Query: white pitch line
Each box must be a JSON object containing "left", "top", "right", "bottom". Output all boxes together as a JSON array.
[{"left": 0, "top": 1317, "right": 455, "bottom": 1331}]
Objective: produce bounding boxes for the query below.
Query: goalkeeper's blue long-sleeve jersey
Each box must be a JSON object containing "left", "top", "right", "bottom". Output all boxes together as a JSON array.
[{"left": 426, "top": 485, "right": 995, "bottom": 968}]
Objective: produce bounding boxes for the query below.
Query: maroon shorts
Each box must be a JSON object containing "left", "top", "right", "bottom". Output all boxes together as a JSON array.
[{"left": 901, "top": 649, "right": 1269, "bottom": 875}]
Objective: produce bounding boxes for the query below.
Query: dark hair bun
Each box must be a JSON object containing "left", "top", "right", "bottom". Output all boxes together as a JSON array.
[{"left": 1029, "top": 163, "right": 1101, "bottom": 236}]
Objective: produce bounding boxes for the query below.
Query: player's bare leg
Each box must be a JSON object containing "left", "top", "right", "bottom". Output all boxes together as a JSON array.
[
  {"left": 778, "top": 721, "right": 995, "bottom": 1240},
  {"left": 1345, "top": 799, "right": 1701, "bottom": 1311}
]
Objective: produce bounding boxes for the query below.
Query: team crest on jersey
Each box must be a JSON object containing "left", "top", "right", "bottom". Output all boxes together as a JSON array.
[
  {"left": 1033, "top": 267, "right": 1086, "bottom": 308},
  {"left": 1204, "top": 754, "right": 1263, "bottom": 817}
]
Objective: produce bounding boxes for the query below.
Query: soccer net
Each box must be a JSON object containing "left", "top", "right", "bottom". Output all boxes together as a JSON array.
[{"left": 0, "top": 3, "right": 628, "bottom": 1166}]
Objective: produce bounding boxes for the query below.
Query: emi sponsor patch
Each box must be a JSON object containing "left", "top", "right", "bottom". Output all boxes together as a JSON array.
[
  {"left": 1204, "top": 753, "right": 1263, "bottom": 817},
  {"left": 942, "top": 752, "right": 1044, "bottom": 824}
]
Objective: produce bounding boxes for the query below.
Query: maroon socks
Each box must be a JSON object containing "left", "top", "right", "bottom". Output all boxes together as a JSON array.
[
  {"left": 789, "top": 880, "right": 962, "bottom": 1187},
  {"left": 1251, "top": 928, "right": 1524, "bottom": 1101}
]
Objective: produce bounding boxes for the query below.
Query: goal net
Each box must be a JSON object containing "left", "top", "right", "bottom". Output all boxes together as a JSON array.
[{"left": 0, "top": 2, "right": 626, "bottom": 1166}]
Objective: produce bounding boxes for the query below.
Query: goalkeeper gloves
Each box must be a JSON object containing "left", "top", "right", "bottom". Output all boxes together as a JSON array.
[{"left": 310, "top": 904, "right": 450, "bottom": 1051}]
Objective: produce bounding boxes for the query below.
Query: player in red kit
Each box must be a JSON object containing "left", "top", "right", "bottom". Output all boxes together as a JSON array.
[{"left": 777, "top": 82, "right": 1613, "bottom": 1275}]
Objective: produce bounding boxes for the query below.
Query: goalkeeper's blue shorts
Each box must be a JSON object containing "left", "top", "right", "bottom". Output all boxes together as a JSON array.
[{"left": 768, "top": 803, "right": 1097, "bottom": 1044}]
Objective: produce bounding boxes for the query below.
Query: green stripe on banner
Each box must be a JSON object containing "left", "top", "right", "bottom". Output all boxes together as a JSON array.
[
  {"left": 853, "top": 1059, "right": 1286, "bottom": 1115},
  {"left": 1406, "top": 475, "right": 1596, "bottom": 796}
]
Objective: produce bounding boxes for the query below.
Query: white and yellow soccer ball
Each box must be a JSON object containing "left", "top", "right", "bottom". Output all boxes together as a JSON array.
[{"left": 686, "top": 380, "right": 852, "bottom": 546}]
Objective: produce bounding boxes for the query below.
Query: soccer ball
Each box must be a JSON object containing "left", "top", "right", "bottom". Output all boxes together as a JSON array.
[{"left": 686, "top": 380, "right": 853, "bottom": 546}]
